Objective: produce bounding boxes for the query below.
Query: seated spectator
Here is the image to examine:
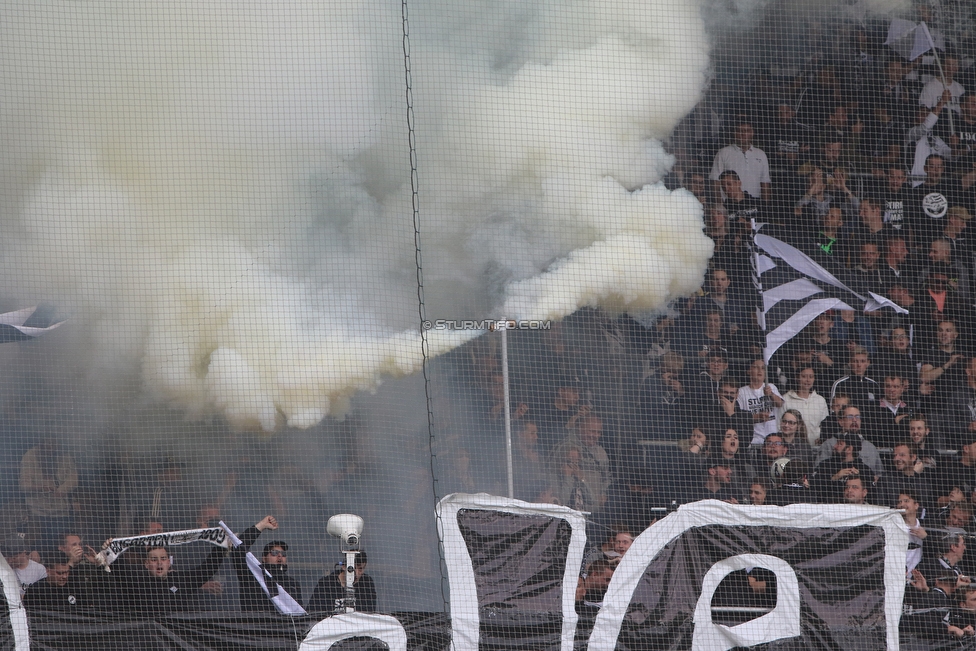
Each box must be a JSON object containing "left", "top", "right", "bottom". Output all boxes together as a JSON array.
[
  {"left": 878, "top": 235, "right": 912, "bottom": 294},
  {"left": 230, "top": 515, "right": 303, "bottom": 613},
  {"left": 919, "top": 532, "right": 970, "bottom": 589},
  {"left": 548, "top": 416, "right": 610, "bottom": 513},
  {"left": 907, "top": 146, "right": 954, "bottom": 246},
  {"left": 685, "top": 460, "right": 738, "bottom": 504},
  {"left": 876, "top": 442, "right": 936, "bottom": 509},
  {"left": 687, "top": 351, "right": 731, "bottom": 407},
  {"left": 815, "top": 404, "right": 884, "bottom": 474},
  {"left": 609, "top": 527, "right": 635, "bottom": 565},
  {"left": 909, "top": 415, "right": 942, "bottom": 470},
  {"left": 868, "top": 372, "right": 912, "bottom": 448},
  {"left": 57, "top": 532, "right": 111, "bottom": 610},
  {"left": 737, "top": 359, "right": 784, "bottom": 446},
  {"left": 748, "top": 477, "right": 773, "bottom": 505},
  {"left": 945, "top": 586, "right": 976, "bottom": 640},
  {"left": 23, "top": 562, "right": 84, "bottom": 612},
  {"left": 307, "top": 551, "right": 377, "bottom": 614},
  {"left": 936, "top": 433, "right": 976, "bottom": 507},
  {"left": 922, "top": 238, "right": 970, "bottom": 302},
  {"left": 946, "top": 356, "right": 976, "bottom": 449},
  {"left": 711, "top": 427, "right": 755, "bottom": 501},
  {"left": 778, "top": 409, "right": 816, "bottom": 466},
  {"left": 806, "top": 313, "right": 847, "bottom": 396},
  {"left": 874, "top": 327, "right": 918, "bottom": 390},
  {"left": 1, "top": 536, "right": 46, "bottom": 594},
  {"left": 802, "top": 206, "right": 845, "bottom": 271},
  {"left": 112, "top": 541, "right": 226, "bottom": 615},
  {"left": 812, "top": 434, "right": 875, "bottom": 503},
  {"left": 687, "top": 267, "right": 747, "bottom": 334},
  {"left": 575, "top": 559, "right": 615, "bottom": 617},
  {"left": 937, "top": 502, "right": 976, "bottom": 534},
  {"left": 780, "top": 366, "right": 830, "bottom": 445},
  {"left": 679, "top": 309, "right": 732, "bottom": 365},
  {"left": 751, "top": 434, "right": 789, "bottom": 484},
  {"left": 719, "top": 170, "right": 764, "bottom": 225},
  {"left": 939, "top": 206, "right": 972, "bottom": 272},
  {"left": 843, "top": 476, "right": 870, "bottom": 505},
  {"left": 768, "top": 460, "right": 815, "bottom": 505},
  {"left": 900, "top": 490, "right": 928, "bottom": 576}
]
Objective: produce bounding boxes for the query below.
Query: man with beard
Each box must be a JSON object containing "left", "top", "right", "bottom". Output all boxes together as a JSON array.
[
  {"left": 876, "top": 442, "right": 935, "bottom": 510},
  {"left": 812, "top": 434, "right": 875, "bottom": 503},
  {"left": 814, "top": 405, "right": 884, "bottom": 475},
  {"left": 231, "top": 515, "right": 303, "bottom": 613}
]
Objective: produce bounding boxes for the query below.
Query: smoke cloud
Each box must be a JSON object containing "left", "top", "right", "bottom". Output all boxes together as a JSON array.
[{"left": 0, "top": 0, "right": 712, "bottom": 431}]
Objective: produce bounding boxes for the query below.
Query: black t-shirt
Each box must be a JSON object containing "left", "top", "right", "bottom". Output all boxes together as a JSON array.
[
  {"left": 909, "top": 180, "right": 960, "bottom": 245},
  {"left": 307, "top": 572, "right": 377, "bottom": 614}
]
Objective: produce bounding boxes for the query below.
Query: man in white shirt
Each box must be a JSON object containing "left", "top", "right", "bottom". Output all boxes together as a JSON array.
[
  {"left": 737, "top": 359, "right": 784, "bottom": 446},
  {"left": 710, "top": 118, "right": 772, "bottom": 202},
  {"left": 1, "top": 536, "right": 47, "bottom": 595},
  {"left": 919, "top": 54, "right": 964, "bottom": 116}
]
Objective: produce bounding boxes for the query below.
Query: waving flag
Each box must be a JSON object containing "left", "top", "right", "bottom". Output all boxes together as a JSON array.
[
  {"left": 219, "top": 522, "right": 307, "bottom": 616},
  {"left": 751, "top": 226, "right": 906, "bottom": 363},
  {"left": 0, "top": 306, "right": 65, "bottom": 343}
]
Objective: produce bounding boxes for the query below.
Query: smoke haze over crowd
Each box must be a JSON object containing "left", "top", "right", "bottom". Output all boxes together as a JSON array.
[{"left": 0, "top": 0, "right": 715, "bottom": 431}]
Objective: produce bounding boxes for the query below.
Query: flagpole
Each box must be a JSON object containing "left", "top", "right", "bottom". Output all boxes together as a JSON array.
[
  {"left": 501, "top": 324, "right": 514, "bottom": 499},
  {"left": 920, "top": 22, "right": 954, "bottom": 135}
]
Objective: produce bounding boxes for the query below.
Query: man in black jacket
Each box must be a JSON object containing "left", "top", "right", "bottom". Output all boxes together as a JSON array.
[
  {"left": 307, "top": 550, "right": 377, "bottom": 614},
  {"left": 115, "top": 542, "right": 226, "bottom": 616},
  {"left": 23, "top": 562, "right": 85, "bottom": 613},
  {"left": 231, "top": 515, "right": 303, "bottom": 612}
]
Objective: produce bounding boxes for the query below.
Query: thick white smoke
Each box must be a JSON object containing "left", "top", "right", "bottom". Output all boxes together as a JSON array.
[{"left": 0, "top": 0, "right": 713, "bottom": 431}]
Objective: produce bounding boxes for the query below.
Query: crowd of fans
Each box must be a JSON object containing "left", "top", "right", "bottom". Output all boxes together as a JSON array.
[
  {"left": 14, "top": 6, "right": 976, "bottom": 644},
  {"left": 1, "top": 514, "right": 376, "bottom": 617},
  {"left": 494, "top": 10, "right": 976, "bottom": 641}
]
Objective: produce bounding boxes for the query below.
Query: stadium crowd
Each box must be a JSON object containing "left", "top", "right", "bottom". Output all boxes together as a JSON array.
[
  {"left": 492, "top": 10, "right": 976, "bottom": 641},
  {"left": 13, "top": 6, "right": 976, "bottom": 645}
]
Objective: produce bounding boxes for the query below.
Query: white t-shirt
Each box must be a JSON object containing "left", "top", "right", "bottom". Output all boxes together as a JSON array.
[
  {"left": 737, "top": 383, "right": 783, "bottom": 445},
  {"left": 14, "top": 559, "right": 47, "bottom": 593},
  {"left": 710, "top": 144, "right": 772, "bottom": 200}
]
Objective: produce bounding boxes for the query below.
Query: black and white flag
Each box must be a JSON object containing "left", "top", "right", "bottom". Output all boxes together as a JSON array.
[
  {"left": 0, "top": 305, "right": 65, "bottom": 343},
  {"left": 219, "top": 521, "right": 307, "bottom": 616},
  {"left": 751, "top": 226, "right": 906, "bottom": 363},
  {"left": 95, "top": 527, "right": 232, "bottom": 568}
]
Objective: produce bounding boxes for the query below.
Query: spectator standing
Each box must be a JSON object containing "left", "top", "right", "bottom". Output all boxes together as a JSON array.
[
  {"left": 781, "top": 367, "right": 830, "bottom": 444},
  {"left": 230, "top": 515, "right": 303, "bottom": 613},
  {"left": 710, "top": 118, "right": 772, "bottom": 202},
  {"left": 737, "top": 359, "right": 784, "bottom": 446}
]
